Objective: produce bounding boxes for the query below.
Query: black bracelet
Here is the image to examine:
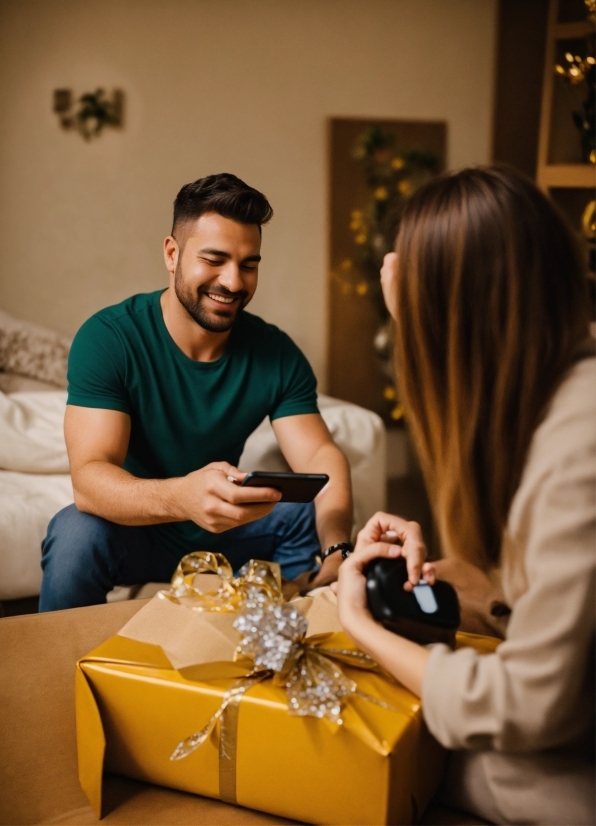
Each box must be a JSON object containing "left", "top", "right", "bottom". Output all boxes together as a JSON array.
[{"left": 321, "top": 542, "right": 354, "bottom": 561}]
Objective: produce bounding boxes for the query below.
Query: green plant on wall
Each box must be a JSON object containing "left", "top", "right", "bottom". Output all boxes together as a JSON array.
[
  {"left": 75, "top": 89, "right": 122, "bottom": 141},
  {"left": 53, "top": 88, "right": 124, "bottom": 141},
  {"left": 336, "top": 124, "right": 439, "bottom": 422}
]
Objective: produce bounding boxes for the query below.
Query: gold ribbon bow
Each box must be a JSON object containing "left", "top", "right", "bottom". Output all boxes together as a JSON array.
[
  {"left": 163, "top": 552, "right": 395, "bottom": 804},
  {"left": 161, "top": 550, "right": 282, "bottom": 612}
]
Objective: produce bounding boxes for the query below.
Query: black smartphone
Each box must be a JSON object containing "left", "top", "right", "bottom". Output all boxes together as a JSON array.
[
  {"left": 240, "top": 471, "right": 329, "bottom": 503},
  {"left": 366, "top": 557, "right": 460, "bottom": 647}
]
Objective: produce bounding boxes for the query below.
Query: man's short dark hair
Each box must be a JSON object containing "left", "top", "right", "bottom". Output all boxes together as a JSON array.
[{"left": 172, "top": 173, "right": 273, "bottom": 237}]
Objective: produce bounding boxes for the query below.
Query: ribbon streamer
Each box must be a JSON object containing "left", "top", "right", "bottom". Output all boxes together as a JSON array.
[{"left": 170, "top": 675, "right": 264, "bottom": 761}]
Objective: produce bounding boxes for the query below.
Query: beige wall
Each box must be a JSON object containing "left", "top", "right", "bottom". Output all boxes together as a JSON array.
[{"left": 0, "top": 0, "right": 496, "bottom": 386}]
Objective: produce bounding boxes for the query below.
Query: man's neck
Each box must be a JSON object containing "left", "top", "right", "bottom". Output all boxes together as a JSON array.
[{"left": 160, "top": 287, "right": 231, "bottom": 362}]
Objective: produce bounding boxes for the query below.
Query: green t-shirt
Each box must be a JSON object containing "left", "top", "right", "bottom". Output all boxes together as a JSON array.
[{"left": 67, "top": 290, "right": 319, "bottom": 553}]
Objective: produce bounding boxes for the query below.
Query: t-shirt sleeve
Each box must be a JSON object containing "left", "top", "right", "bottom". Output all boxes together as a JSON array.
[
  {"left": 270, "top": 332, "right": 319, "bottom": 420},
  {"left": 67, "top": 315, "right": 130, "bottom": 413}
]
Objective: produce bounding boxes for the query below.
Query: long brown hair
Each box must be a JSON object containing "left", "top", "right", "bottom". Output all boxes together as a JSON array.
[{"left": 393, "top": 166, "right": 590, "bottom": 569}]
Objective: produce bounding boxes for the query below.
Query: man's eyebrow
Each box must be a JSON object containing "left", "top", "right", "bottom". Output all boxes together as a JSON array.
[
  {"left": 198, "top": 248, "right": 231, "bottom": 258},
  {"left": 198, "top": 248, "right": 261, "bottom": 263}
]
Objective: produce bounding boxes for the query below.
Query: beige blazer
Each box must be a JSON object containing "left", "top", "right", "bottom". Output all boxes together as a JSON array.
[{"left": 422, "top": 357, "right": 596, "bottom": 825}]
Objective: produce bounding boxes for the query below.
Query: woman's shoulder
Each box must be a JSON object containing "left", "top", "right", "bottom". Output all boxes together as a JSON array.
[
  {"left": 508, "top": 356, "right": 595, "bottom": 534},
  {"left": 527, "top": 356, "right": 596, "bottom": 475},
  {"left": 546, "top": 354, "right": 595, "bottom": 418},
  {"left": 504, "top": 356, "right": 596, "bottom": 602}
]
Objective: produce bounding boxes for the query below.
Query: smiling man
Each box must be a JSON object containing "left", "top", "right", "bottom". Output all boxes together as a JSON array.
[{"left": 39, "top": 174, "right": 353, "bottom": 611}]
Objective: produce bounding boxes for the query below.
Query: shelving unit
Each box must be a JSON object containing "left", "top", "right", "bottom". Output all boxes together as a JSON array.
[
  {"left": 536, "top": 0, "right": 595, "bottom": 277},
  {"left": 539, "top": 163, "right": 594, "bottom": 188}
]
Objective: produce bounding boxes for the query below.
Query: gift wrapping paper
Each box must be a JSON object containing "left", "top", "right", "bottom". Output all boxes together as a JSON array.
[{"left": 75, "top": 554, "right": 499, "bottom": 825}]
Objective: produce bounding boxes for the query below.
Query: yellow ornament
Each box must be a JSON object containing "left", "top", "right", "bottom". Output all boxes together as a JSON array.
[
  {"left": 374, "top": 187, "right": 389, "bottom": 201},
  {"left": 397, "top": 180, "right": 412, "bottom": 195},
  {"left": 391, "top": 157, "right": 405, "bottom": 170},
  {"left": 349, "top": 211, "right": 364, "bottom": 232},
  {"left": 581, "top": 200, "right": 596, "bottom": 239},
  {"left": 390, "top": 404, "right": 404, "bottom": 421}
]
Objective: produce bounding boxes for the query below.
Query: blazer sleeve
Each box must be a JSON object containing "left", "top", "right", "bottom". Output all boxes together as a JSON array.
[{"left": 421, "top": 443, "right": 596, "bottom": 753}]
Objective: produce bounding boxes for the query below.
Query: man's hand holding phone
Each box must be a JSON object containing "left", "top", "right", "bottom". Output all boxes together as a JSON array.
[
  {"left": 172, "top": 462, "right": 281, "bottom": 533},
  {"left": 239, "top": 471, "right": 329, "bottom": 503}
]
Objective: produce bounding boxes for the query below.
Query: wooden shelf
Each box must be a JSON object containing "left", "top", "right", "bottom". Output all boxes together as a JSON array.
[
  {"left": 539, "top": 164, "right": 596, "bottom": 188},
  {"left": 553, "top": 20, "right": 593, "bottom": 39},
  {"left": 535, "top": 1, "right": 595, "bottom": 284},
  {"left": 537, "top": 0, "right": 595, "bottom": 191}
]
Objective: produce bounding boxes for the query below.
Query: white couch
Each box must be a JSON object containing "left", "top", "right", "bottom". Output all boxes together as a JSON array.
[{"left": 0, "top": 380, "right": 386, "bottom": 601}]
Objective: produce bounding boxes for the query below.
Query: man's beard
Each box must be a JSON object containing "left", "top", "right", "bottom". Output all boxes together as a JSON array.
[{"left": 174, "top": 263, "right": 248, "bottom": 333}]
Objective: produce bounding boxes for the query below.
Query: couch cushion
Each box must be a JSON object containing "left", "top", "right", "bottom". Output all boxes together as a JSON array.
[
  {"left": 0, "top": 309, "right": 70, "bottom": 388},
  {"left": 0, "top": 471, "right": 73, "bottom": 600}
]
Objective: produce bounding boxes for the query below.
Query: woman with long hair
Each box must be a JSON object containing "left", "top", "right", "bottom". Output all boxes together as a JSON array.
[{"left": 332, "top": 166, "right": 595, "bottom": 825}]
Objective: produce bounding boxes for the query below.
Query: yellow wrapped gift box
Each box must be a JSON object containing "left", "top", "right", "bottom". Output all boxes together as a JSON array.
[{"left": 75, "top": 554, "right": 499, "bottom": 825}]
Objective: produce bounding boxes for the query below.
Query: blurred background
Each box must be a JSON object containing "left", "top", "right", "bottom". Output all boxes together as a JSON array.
[
  {"left": 0, "top": 0, "right": 497, "bottom": 376},
  {"left": 0, "top": 0, "right": 593, "bottom": 555}
]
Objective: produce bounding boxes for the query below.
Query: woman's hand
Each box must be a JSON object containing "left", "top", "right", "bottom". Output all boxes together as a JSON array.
[
  {"left": 331, "top": 540, "right": 401, "bottom": 644},
  {"left": 331, "top": 511, "right": 435, "bottom": 645},
  {"left": 330, "top": 512, "right": 434, "bottom": 695},
  {"left": 354, "top": 511, "right": 435, "bottom": 590}
]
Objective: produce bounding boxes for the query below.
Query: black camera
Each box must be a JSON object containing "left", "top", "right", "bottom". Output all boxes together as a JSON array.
[{"left": 365, "top": 557, "right": 460, "bottom": 648}]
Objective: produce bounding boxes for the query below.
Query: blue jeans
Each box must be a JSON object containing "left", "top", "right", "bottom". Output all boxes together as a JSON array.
[{"left": 39, "top": 502, "right": 319, "bottom": 612}]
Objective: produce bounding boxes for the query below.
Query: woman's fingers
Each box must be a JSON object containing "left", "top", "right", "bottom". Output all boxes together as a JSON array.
[
  {"left": 342, "top": 541, "right": 401, "bottom": 575},
  {"left": 357, "top": 511, "right": 419, "bottom": 545},
  {"left": 345, "top": 547, "right": 436, "bottom": 582},
  {"left": 421, "top": 561, "right": 436, "bottom": 585},
  {"left": 336, "top": 542, "right": 400, "bottom": 617},
  {"left": 355, "top": 512, "right": 427, "bottom": 588},
  {"left": 357, "top": 511, "right": 400, "bottom": 544}
]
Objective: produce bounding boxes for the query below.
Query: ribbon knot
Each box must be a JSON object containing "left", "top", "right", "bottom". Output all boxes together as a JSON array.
[{"left": 234, "top": 599, "right": 308, "bottom": 674}]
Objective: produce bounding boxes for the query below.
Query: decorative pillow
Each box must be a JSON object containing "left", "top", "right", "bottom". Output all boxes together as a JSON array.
[{"left": 0, "top": 309, "right": 71, "bottom": 388}]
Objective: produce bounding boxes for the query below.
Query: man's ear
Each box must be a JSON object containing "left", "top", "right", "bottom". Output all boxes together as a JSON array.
[{"left": 163, "top": 235, "right": 180, "bottom": 278}]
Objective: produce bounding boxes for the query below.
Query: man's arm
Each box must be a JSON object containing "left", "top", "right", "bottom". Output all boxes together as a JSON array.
[
  {"left": 65, "top": 405, "right": 281, "bottom": 531},
  {"left": 271, "top": 413, "right": 353, "bottom": 584}
]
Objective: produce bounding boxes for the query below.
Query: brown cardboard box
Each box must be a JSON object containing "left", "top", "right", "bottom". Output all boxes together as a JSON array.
[{"left": 0, "top": 601, "right": 486, "bottom": 825}]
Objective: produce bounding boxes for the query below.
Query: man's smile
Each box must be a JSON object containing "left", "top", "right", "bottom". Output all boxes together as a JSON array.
[
  {"left": 205, "top": 292, "right": 236, "bottom": 305},
  {"left": 198, "top": 285, "right": 248, "bottom": 312}
]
